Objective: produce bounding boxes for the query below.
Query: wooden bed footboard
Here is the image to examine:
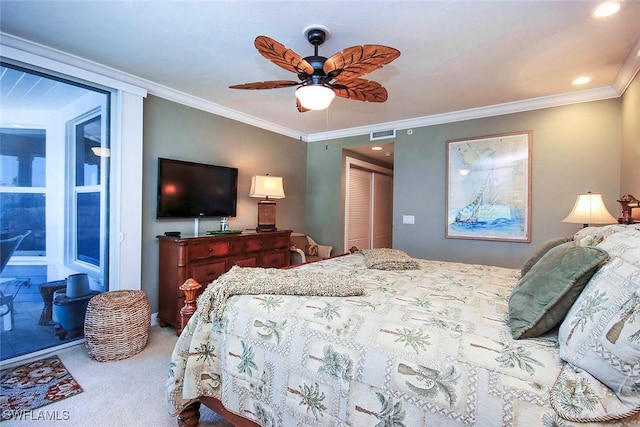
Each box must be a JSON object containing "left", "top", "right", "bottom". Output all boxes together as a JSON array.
[{"left": 178, "top": 398, "right": 260, "bottom": 427}]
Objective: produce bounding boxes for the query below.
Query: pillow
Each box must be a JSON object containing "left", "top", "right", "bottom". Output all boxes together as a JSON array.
[
  {"left": 520, "top": 237, "right": 572, "bottom": 277},
  {"left": 359, "top": 248, "right": 419, "bottom": 270},
  {"left": 305, "top": 244, "right": 319, "bottom": 256},
  {"left": 595, "top": 226, "right": 640, "bottom": 269},
  {"left": 558, "top": 257, "right": 640, "bottom": 412},
  {"left": 573, "top": 224, "right": 634, "bottom": 247},
  {"left": 509, "top": 242, "right": 609, "bottom": 339}
]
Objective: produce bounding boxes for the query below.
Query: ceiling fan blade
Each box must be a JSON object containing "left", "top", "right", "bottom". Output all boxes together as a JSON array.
[
  {"left": 324, "top": 45, "right": 400, "bottom": 82},
  {"left": 229, "top": 80, "right": 300, "bottom": 90},
  {"left": 296, "top": 98, "right": 310, "bottom": 113},
  {"left": 254, "top": 36, "right": 315, "bottom": 76},
  {"left": 331, "top": 78, "right": 388, "bottom": 103}
]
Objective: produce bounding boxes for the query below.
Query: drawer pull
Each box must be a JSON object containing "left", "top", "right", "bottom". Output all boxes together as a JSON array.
[{"left": 208, "top": 247, "right": 213, "bottom": 252}]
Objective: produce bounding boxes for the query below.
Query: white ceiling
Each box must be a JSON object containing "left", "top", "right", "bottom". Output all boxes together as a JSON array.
[{"left": 1, "top": 1, "right": 639, "bottom": 142}]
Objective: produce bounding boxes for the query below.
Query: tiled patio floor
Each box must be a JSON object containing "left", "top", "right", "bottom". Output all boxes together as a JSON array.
[{"left": 1, "top": 279, "right": 81, "bottom": 361}]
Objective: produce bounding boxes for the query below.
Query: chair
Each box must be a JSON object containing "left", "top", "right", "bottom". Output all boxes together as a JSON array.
[
  {"left": 0, "top": 230, "right": 31, "bottom": 330},
  {"left": 290, "top": 233, "right": 333, "bottom": 265}
]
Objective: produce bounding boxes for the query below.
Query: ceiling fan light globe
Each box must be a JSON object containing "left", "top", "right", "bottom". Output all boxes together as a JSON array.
[{"left": 295, "top": 85, "right": 335, "bottom": 110}]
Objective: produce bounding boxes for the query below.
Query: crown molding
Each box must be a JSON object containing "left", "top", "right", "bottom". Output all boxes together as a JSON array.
[
  {"left": 306, "top": 86, "right": 621, "bottom": 143},
  {"left": 151, "top": 87, "right": 303, "bottom": 141},
  {"left": 613, "top": 36, "right": 640, "bottom": 94}
]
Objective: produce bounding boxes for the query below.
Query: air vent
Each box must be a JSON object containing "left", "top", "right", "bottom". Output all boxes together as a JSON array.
[{"left": 370, "top": 129, "right": 396, "bottom": 141}]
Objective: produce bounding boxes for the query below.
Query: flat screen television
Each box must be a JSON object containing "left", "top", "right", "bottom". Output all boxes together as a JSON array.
[{"left": 156, "top": 158, "right": 238, "bottom": 218}]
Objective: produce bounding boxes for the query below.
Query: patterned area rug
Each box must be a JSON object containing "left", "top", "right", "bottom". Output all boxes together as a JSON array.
[{"left": 0, "top": 356, "right": 83, "bottom": 421}]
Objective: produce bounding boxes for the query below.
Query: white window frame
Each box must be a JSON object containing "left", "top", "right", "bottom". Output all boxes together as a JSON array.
[{"left": 66, "top": 107, "right": 109, "bottom": 280}]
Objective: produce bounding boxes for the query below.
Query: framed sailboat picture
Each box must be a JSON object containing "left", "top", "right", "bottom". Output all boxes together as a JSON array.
[{"left": 446, "top": 131, "right": 532, "bottom": 242}]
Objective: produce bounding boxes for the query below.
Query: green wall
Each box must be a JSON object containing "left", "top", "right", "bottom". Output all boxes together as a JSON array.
[
  {"left": 140, "top": 95, "right": 306, "bottom": 312},
  {"left": 307, "top": 98, "right": 623, "bottom": 268}
]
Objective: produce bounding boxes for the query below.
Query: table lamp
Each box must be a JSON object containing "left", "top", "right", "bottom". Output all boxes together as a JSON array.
[{"left": 249, "top": 175, "right": 285, "bottom": 232}]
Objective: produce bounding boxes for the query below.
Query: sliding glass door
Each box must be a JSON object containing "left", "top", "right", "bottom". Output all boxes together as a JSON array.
[{"left": 0, "top": 62, "right": 111, "bottom": 361}]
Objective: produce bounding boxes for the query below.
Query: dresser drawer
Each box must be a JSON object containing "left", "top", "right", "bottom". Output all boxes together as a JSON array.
[
  {"left": 261, "top": 250, "right": 287, "bottom": 268},
  {"left": 188, "top": 241, "right": 229, "bottom": 261},
  {"left": 190, "top": 260, "right": 227, "bottom": 283},
  {"left": 261, "top": 234, "right": 290, "bottom": 250},
  {"left": 230, "top": 238, "right": 261, "bottom": 254},
  {"left": 229, "top": 255, "right": 259, "bottom": 268}
]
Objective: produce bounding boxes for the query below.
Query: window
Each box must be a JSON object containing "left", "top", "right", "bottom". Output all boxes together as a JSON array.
[
  {"left": 0, "top": 128, "right": 46, "bottom": 255},
  {"left": 68, "top": 110, "right": 109, "bottom": 273}
]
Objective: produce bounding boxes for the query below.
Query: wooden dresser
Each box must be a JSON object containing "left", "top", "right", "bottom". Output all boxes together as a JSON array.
[{"left": 157, "top": 230, "right": 291, "bottom": 334}]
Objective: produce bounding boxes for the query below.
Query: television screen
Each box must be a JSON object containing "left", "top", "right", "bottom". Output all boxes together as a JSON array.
[{"left": 156, "top": 158, "right": 238, "bottom": 218}]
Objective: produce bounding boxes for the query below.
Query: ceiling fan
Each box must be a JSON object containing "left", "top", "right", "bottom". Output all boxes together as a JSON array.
[{"left": 229, "top": 28, "right": 401, "bottom": 112}]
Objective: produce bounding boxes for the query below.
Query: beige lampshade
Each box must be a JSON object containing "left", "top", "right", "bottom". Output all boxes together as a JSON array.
[
  {"left": 562, "top": 192, "right": 617, "bottom": 226},
  {"left": 249, "top": 175, "right": 285, "bottom": 199}
]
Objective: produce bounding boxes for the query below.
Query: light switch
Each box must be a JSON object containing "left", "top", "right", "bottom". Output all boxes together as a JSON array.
[{"left": 402, "top": 215, "right": 415, "bottom": 224}]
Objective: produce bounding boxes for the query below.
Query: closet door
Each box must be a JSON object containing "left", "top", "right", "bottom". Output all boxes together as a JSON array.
[
  {"left": 346, "top": 167, "right": 372, "bottom": 250},
  {"left": 345, "top": 158, "right": 393, "bottom": 251}
]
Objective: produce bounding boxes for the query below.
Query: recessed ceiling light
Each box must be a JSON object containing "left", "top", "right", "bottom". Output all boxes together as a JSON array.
[
  {"left": 592, "top": 1, "right": 621, "bottom": 18},
  {"left": 572, "top": 76, "right": 592, "bottom": 85},
  {"left": 371, "top": 146, "right": 383, "bottom": 151}
]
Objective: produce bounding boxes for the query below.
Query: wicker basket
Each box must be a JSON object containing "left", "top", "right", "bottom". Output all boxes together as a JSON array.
[{"left": 84, "top": 290, "right": 151, "bottom": 362}]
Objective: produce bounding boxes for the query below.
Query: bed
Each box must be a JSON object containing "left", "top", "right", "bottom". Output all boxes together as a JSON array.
[{"left": 166, "top": 219, "right": 640, "bottom": 426}]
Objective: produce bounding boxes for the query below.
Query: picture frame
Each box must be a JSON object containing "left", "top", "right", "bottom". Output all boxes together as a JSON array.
[{"left": 446, "top": 131, "right": 532, "bottom": 242}]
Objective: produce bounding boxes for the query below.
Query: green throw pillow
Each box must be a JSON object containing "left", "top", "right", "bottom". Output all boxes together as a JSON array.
[
  {"left": 509, "top": 242, "right": 608, "bottom": 339},
  {"left": 520, "top": 237, "right": 572, "bottom": 277}
]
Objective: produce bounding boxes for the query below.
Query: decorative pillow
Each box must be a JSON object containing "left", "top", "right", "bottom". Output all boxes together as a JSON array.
[
  {"left": 305, "top": 244, "right": 319, "bottom": 256},
  {"left": 359, "top": 248, "right": 419, "bottom": 270},
  {"left": 558, "top": 257, "right": 640, "bottom": 411},
  {"left": 573, "top": 224, "right": 634, "bottom": 247},
  {"left": 595, "top": 226, "right": 640, "bottom": 269},
  {"left": 508, "top": 242, "right": 609, "bottom": 339},
  {"left": 520, "top": 237, "right": 573, "bottom": 277}
]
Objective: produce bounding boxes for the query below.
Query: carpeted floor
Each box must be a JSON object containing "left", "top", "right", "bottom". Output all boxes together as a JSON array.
[{"left": 0, "top": 325, "right": 232, "bottom": 426}]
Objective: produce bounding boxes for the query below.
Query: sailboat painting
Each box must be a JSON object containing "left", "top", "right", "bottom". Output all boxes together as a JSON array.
[{"left": 446, "top": 131, "right": 532, "bottom": 242}]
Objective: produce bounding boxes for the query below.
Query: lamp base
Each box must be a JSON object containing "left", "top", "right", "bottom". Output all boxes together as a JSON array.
[
  {"left": 256, "top": 225, "right": 278, "bottom": 232},
  {"left": 256, "top": 199, "right": 278, "bottom": 233}
]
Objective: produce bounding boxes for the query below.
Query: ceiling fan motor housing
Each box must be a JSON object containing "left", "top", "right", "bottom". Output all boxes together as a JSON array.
[
  {"left": 306, "top": 28, "right": 327, "bottom": 46},
  {"left": 300, "top": 55, "right": 329, "bottom": 83}
]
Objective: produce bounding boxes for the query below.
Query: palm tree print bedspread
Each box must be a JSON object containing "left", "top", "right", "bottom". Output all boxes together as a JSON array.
[{"left": 167, "top": 247, "right": 639, "bottom": 426}]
